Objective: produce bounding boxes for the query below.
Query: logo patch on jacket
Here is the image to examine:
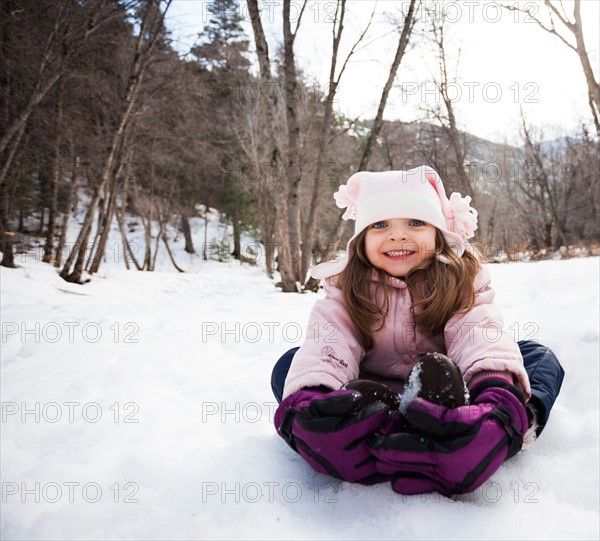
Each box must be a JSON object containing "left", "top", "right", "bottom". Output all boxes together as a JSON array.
[{"left": 321, "top": 346, "right": 348, "bottom": 368}]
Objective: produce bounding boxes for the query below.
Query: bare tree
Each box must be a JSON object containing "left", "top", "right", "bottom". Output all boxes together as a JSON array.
[
  {"left": 41, "top": 75, "right": 66, "bottom": 264},
  {"left": 247, "top": 0, "right": 297, "bottom": 291},
  {"left": 321, "top": 0, "right": 419, "bottom": 268},
  {"left": 87, "top": 126, "right": 133, "bottom": 273},
  {"left": 54, "top": 144, "right": 78, "bottom": 267},
  {"left": 301, "top": 0, "right": 377, "bottom": 289},
  {"left": 501, "top": 0, "right": 600, "bottom": 136},
  {"left": 564, "top": 126, "right": 600, "bottom": 241},
  {"left": 60, "top": 0, "right": 172, "bottom": 283},
  {"left": 283, "top": 0, "right": 307, "bottom": 281},
  {"left": 424, "top": 4, "right": 472, "bottom": 194},
  {"left": 232, "top": 74, "right": 283, "bottom": 276},
  {"left": 504, "top": 111, "right": 581, "bottom": 251}
]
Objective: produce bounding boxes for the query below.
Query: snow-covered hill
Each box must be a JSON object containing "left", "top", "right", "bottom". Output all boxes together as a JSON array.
[{"left": 1, "top": 217, "right": 599, "bottom": 539}]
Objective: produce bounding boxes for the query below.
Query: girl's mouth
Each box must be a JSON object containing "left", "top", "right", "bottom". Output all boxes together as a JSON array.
[{"left": 384, "top": 250, "right": 415, "bottom": 260}]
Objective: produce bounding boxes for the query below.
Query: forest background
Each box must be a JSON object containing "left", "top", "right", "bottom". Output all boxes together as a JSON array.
[{"left": 1, "top": 0, "right": 598, "bottom": 292}]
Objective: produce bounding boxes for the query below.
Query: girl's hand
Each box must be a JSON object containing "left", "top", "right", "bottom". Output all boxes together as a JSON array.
[
  {"left": 275, "top": 389, "right": 391, "bottom": 484},
  {"left": 369, "top": 378, "right": 528, "bottom": 495}
]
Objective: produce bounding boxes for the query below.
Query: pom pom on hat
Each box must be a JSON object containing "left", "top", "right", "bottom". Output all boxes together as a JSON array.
[
  {"left": 446, "top": 193, "right": 478, "bottom": 240},
  {"left": 333, "top": 184, "right": 358, "bottom": 220}
]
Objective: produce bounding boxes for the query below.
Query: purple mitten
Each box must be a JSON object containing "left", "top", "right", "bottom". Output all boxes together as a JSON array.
[
  {"left": 275, "top": 388, "right": 391, "bottom": 484},
  {"left": 369, "top": 378, "right": 528, "bottom": 495}
]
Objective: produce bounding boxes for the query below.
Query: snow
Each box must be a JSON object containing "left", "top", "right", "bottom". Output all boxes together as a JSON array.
[
  {"left": 399, "top": 362, "right": 421, "bottom": 414},
  {"left": 1, "top": 212, "right": 599, "bottom": 539}
]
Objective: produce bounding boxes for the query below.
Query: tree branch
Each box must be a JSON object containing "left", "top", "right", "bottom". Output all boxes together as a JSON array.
[
  {"left": 291, "top": 0, "right": 308, "bottom": 41},
  {"left": 544, "top": 0, "right": 574, "bottom": 31},
  {"left": 335, "top": 0, "right": 377, "bottom": 85},
  {"left": 499, "top": 3, "right": 577, "bottom": 51}
]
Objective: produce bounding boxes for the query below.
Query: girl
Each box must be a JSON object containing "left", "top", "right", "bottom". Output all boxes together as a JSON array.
[{"left": 271, "top": 166, "right": 564, "bottom": 495}]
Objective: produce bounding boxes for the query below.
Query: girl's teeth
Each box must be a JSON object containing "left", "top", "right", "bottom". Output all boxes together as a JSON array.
[{"left": 386, "top": 251, "right": 412, "bottom": 256}]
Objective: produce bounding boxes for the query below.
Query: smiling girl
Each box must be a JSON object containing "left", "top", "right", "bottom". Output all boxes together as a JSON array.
[{"left": 270, "top": 166, "right": 564, "bottom": 495}]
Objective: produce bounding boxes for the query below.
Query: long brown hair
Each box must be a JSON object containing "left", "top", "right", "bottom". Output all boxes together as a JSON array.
[{"left": 336, "top": 228, "right": 481, "bottom": 350}]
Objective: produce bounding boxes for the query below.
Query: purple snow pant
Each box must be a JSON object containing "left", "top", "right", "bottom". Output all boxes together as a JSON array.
[{"left": 271, "top": 340, "right": 564, "bottom": 437}]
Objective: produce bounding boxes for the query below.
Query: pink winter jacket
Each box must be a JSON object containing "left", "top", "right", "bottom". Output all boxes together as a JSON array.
[{"left": 282, "top": 266, "right": 531, "bottom": 401}]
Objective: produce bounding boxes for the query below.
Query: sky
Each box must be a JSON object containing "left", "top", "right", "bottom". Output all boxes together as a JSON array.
[{"left": 165, "top": 0, "right": 600, "bottom": 146}]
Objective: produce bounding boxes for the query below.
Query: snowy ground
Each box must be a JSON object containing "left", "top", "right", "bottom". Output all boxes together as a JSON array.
[{"left": 1, "top": 215, "right": 599, "bottom": 539}]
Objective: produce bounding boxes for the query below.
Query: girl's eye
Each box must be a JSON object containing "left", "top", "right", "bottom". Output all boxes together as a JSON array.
[
  {"left": 372, "top": 222, "right": 387, "bottom": 229},
  {"left": 409, "top": 219, "right": 425, "bottom": 227}
]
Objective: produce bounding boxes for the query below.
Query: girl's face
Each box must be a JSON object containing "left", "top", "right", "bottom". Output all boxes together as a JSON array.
[{"left": 364, "top": 218, "right": 437, "bottom": 278}]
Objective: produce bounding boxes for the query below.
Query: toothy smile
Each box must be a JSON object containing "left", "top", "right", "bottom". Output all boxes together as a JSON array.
[{"left": 384, "top": 250, "right": 414, "bottom": 256}]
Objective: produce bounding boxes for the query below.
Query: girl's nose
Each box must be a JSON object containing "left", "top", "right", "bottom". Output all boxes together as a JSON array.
[{"left": 388, "top": 225, "right": 408, "bottom": 241}]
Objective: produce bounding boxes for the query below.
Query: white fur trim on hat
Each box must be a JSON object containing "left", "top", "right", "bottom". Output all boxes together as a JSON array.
[{"left": 311, "top": 165, "right": 478, "bottom": 280}]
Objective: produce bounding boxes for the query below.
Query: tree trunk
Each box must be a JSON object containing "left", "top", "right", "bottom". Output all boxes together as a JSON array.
[
  {"left": 283, "top": 0, "right": 302, "bottom": 281},
  {"left": 161, "top": 223, "right": 185, "bottom": 272},
  {"left": 433, "top": 15, "right": 471, "bottom": 195},
  {"left": 181, "top": 212, "right": 195, "bottom": 254},
  {"left": 88, "top": 173, "right": 119, "bottom": 273},
  {"left": 300, "top": 0, "right": 377, "bottom": 285},
  {"left": 38, "top": 207, "right": 45, "bottom": 235},
  {"left": 255, "top": 161, "right": 275, "bottom": 276},
  {"left": 572, "top": 0, "right": 600, "bottom": 136},
  {"left": 0, "top": 121, "right": 26, "bottom": 267},
  {"left": 43, "top": 76, "right": 66, "bottom": 264},
  {"left": 61, "top": 118, "right": 127, "bottom": 281},
  {"left": 116, "top": 206, "right": 142, "bottom": 270},
  {"left": 85, "top": 189, "right": 106, "bottom": 272},
  {"left": 88, "top": 131, "right": 131, "bottom": 273},
  {"left": 487, "top": 199, "right": 497, "bottom": 245},
  {"left": 232, "top": 215, "right": 241, "bottom": 260},
  {"left": 142, "top": 204, "right": 153, "bottom": 270},
  {"left": 150, "top": 219, "right": 161, "bottom": 271},
  {"left": 301, "top": 2, "right": 346, "bottom": 284},
  {"left": 248, "top": 0, "right": 297, "bottom": 291},
  {"left": 0, "top": 190, "right": 16, "bottom": 268},
  {"left": 202, "top": 208, "right": 208, "bottom": 261},
  {"left": 55, "top": 150, "right": 79, "bottom": 267}
]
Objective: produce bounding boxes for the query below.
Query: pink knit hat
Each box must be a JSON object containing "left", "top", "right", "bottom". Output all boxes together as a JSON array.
[{"left": 311, "top": 165, "right": 478, "bottom": 279}]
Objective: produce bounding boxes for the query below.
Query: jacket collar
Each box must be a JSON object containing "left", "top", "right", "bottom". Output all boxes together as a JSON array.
[{"left": 369, "top": 269, "right": 408, "bottom": 289}]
